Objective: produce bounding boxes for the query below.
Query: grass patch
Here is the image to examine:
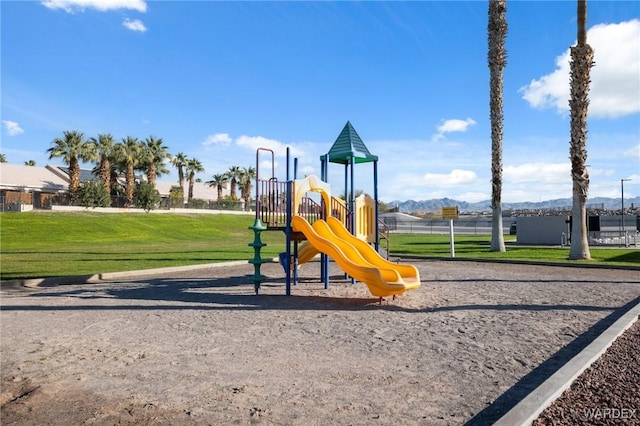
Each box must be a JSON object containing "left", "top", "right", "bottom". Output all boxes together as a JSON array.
[
  {"left": 0, "top": 212, "right": 285, "bottom": 280},
  {"left": 390, "top": 233, "right": 640, "bottom": 267},
  {"left": 1, "top": 212, "right": 637, "bottom": 280}
]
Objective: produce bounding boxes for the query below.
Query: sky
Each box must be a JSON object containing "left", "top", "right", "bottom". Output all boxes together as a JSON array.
[{"left": 1, "top": 0, "right": 639, "bottom": 204}]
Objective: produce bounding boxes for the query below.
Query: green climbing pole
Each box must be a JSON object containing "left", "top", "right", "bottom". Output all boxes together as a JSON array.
[{"left": 248, "top": 218, "right": 268, "bottom": 294}]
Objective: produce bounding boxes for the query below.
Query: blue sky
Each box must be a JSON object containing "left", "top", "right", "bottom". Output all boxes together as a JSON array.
[{"left": 2, "top": 0, "right": 639, "bottom": 203}]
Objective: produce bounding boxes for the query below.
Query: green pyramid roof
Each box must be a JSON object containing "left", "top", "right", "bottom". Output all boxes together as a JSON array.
[{"left": 325, "top": 121, "right": 378, "bottom": 164}]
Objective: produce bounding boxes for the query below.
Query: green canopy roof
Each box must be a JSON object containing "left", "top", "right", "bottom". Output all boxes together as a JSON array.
[{"left": 325, "top": 121, "right": 378, "bottom": 164}]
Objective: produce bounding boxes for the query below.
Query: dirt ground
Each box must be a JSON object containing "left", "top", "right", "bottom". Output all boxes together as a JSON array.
[{"left": 1, "top": 259, "right": 639, "bottom": 425}]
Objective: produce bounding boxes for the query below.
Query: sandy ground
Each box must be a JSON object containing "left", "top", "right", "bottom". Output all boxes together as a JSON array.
[{"left": 1, "top": 259, "right": 639, "bottom": 425}]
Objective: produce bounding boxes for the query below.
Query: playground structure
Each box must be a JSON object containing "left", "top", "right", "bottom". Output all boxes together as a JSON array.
[{"left": 249, "top": 122, "right": 421, "bottom": 300}]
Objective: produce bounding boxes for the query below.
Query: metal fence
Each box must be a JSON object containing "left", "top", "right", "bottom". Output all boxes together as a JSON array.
[
  {"left": 382, "top": 217, "right": 516, "bottom": 235},
  {"left": 382, "top": 215, "right": 640, "bottom": 246},
  {"left": 589, "top": 230, "right": 640, "bottom": 247}
]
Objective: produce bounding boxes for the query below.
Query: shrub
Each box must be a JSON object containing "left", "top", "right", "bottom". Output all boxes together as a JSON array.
[
  {"left": 79, "top": 180, "right": 111, "bottom": 208},
  {"left": 134, "top": 182, "right": 161, "bottom": 212},
  {"left": 168, "top": 186, "right": 184, "bottom": 208},
  {"left": 187, "top": 198, "right": 207, "bottom": 209}
]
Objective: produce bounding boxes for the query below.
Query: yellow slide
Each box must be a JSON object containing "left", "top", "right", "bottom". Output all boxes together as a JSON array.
[
  {"left": 291, "top": 215, "right": 421, "bottom": 298},
  {"left": 297, "top": 242, "right": 319, "bottom": 266},
  {"left": 280, "top": 242, "right": 318, "bottom": 271},
  {"left": 326, "top": 217, "right": 421, "bottom": 286}
]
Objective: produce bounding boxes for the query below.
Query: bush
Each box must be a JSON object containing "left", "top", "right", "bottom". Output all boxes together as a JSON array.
[
  {"left": 168, "top": 186, "right": 184, "bottom": 208},
  {"left": 79, "top": 180, "right": 111, "bottom": 208},
  {"left": 215, "top": 196, "right": 244, "bottom": 211},
  {"left": 134, "top": 182, "right": 161, "bottom": 212},
  {"left": 187, "top": 198, "right": 207, "bottom": 209}
]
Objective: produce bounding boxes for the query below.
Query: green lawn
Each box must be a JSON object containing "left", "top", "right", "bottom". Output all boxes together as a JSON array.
[
  {"left": 390, "top": 233, "right": 640, "bottom": 267},
  {"left": 0, "top": 212, "right": 285, "bottom": 280},
  {"left": 1, "top": 212, "right": 638, "bottom": 280}
]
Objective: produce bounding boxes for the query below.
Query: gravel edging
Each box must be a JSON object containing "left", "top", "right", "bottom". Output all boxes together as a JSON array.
[
  {"left": 494, "top": 301, "right": 640, "bottom": 426},
  {"left": 533, "top": 320, "right": 640, "bottom": 425}
]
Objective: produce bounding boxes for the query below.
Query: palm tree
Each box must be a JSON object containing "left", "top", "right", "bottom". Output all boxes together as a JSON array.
[
  {"left": 171, "top": 152, "right": 188, "bottom": 191},
  {"left": 118, "top": 136, "right": 143, "bottom": 206},
  {"left": 107, "top": 156, "right": 125, "bottom": 199},
  {"left": 24, "top": 160, "right": 36, "bottom": 166},
  {"left": 206, "top": 173, "right": 228, "bottom": 201},
  {"left": 47, "top": 130, "right": 93, "bottom": 199},
  {"left": 142, "top": 136, "right": 171, "bottom": 188},
  {"left": 488, "top": 0, "right": 507, "bottom": 252},
  {"left": 185, "top": 158, "right": 205, "bottom": 202},
  {"left": 239, "top": 166, "right": 256, "bottom": 211},
  {"left": 568, "top": 0, "right": 594, "bottom": 260},
  {"left": 89, "top": 133, "right": 115, "bottom": 194},
  {"left": 0, "top": 154, "right": 6, "bottom": 163},
  {"left": 226, "top": 165, "right": 242, "bottom": 200}
]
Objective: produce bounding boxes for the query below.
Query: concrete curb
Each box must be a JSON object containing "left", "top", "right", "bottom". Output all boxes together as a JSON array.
[
  {"left": 494, "top": 300, "right": 640, "bottom": 426},
  {"left": 0, "top": 259, "right": 279, "bottom": 291},
  {"left": 399, "top": 255, "right": 640, "bottom": 271}
]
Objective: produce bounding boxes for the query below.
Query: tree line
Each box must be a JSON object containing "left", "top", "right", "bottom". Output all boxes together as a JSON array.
[{"left": 42, "top": 130, "right": 255, "bottom": 209}]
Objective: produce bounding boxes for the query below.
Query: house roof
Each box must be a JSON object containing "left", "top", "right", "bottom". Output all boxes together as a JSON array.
[
  {"left": 57, "top": 166, "right": 99, "bottom": 182},
  {"left": 0, "top": 163, "right": 231, "bottom": 200},
  {"left": 0, "top": 163, "right": 69, "bottom": 193},
  {"left": 147, "top": 180, "right": 229, "bottom": 200},
  {"left": 325, "top": 121, "right": 378, "bottom": 165}
]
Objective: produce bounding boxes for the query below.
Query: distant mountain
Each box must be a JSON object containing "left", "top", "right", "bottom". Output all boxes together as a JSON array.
[{"left": 386, "top": 196, "right": 640, "bottom": 214}]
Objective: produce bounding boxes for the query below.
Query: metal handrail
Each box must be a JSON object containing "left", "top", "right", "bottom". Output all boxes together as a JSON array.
[
  {"left": 378, "top": 218, "right": 390, "bottom": 259},
  {"left": 297, "top": 196, "right": 324, "bottom": 224},
  {"left": 257, "top": 178, "right": 288, "bottom": 228}
]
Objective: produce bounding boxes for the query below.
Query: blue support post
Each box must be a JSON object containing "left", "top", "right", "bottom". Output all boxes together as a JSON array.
[
  {"left": 285, "top": 148, "right": 293, "bottom": 296},
  {"left": 374, "top": 160, "right": 379, "bottom": 251},
  {"left": 349, "top": 156, "right": 355, "bottom": 285},
  {"left": 320, "top": 154, "right": 329, "bottom": 289}
]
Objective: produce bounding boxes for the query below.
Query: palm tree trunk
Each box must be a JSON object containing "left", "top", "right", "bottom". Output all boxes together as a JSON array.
[
  {"left": 568, "top": 0, "right": 593, "bottom": 260},
  {"left": 125, "top": 162, "right": 135, "bottom": 206},
  {"left": 178, "top": 167, "right": 184, "bottom": 191},
  {"left": 242, "top": 184, "right": 251, "bottom": 211},
  {"left": 488, "top": 0, "right": 507, "bottom": 252},
  {"left": 110, "top": 169, "right": 119, "bottom": 195},
  {"left": 188, "top": 174, "right": 195, "bottom": 202},
  {"left": 230, "top": 179, "right": 237, "bottom": 200},
  {"left": 69, "top": 156, "right": 81, "bottom": 203},
  {"left": 148, "top": 162, "right": 157, "bottom": 188},
  {"left": 99, "top": 155, "right": 110, "bottom": 194}
]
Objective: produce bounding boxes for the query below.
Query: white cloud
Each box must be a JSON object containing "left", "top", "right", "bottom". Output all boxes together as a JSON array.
[
  {"left": 589, "top": 167, "right": 615, "bottom": 178},
  {"left": 235, "top": 135, "right": 303, "bottom": 157},
  {"left": 503, "top": 162, "right": 569, "bottom": 184},
  {"left": 626, "top": 173, "right": 640, "bottom": 184},
  {"left": 41, "top": 0, "right": 147, "bottom": 13},
  {"left": 437, "top": 118, "right": 477, "bottom": 134},
  {"left": 2, "top": 120, "right": 24, "bottom": 136},
  {"left": 624, "top": 144, "right": 640, "bottom": 159},
  {"left": 122, "top": 18, "right": 146, "bottom": 32},
  {"left": 431, "top": 118, "right": 477, "bottom": 141},
  {"left": 520, "top": 19, "right": 640, "bottom": 119},
  {"left": 203, "top": 133, "right": 232, "bottom": 146},
  {"left": 423, "top": 169, "right": 478, "bottom": 186},
  {"left": 258, "top": 159, "right": 279, "bottom": 175},
  {"left": 300, "top": 165, "right": 316, "bottom": 176}
]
